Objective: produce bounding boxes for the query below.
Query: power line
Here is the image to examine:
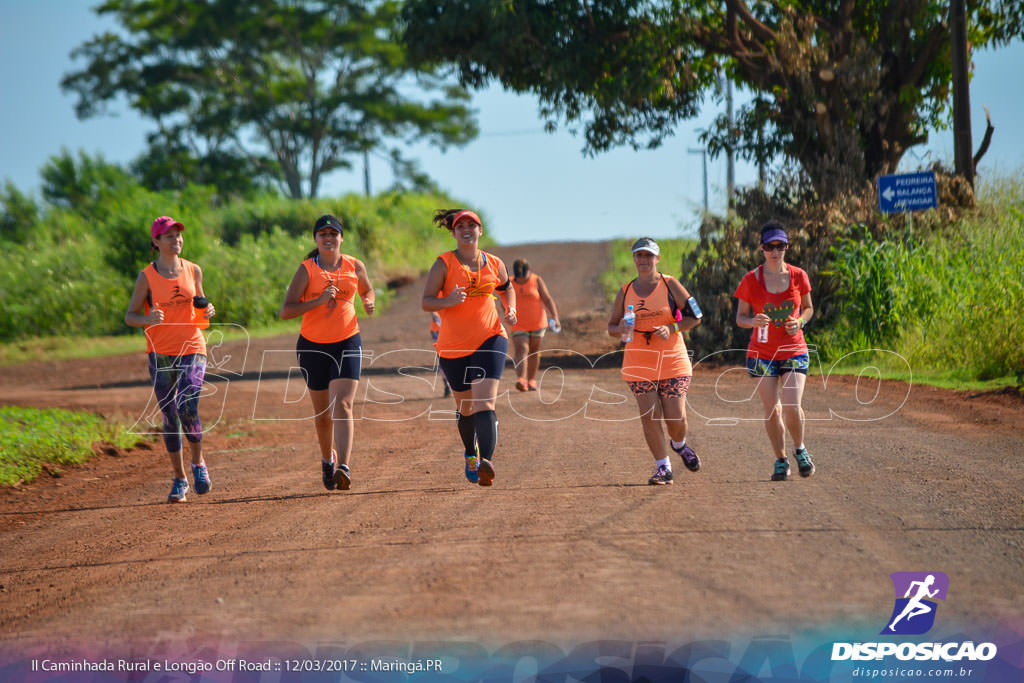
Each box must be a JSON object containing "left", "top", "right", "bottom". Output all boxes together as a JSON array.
[{"left": 480, "top": 128, "right": 547, "bottom": 137}]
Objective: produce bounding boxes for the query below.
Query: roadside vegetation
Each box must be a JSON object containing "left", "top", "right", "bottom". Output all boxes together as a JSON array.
[
  {"left": 0, "top": 154, "right": 480, "bottom": 349},
  {"left": 0, "top": 406, "right": 144, "bottom": 487},
  {"left": 608, "top": 174, "right": 1024, "bottom": 392},
  {"left": 819, "top": 176, "right": 1023, "bottom": 387}
]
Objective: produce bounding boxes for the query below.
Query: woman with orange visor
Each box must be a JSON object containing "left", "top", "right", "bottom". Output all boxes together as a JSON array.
[{"left": 422, "top": 209, "right": 516, "bottom": 487}]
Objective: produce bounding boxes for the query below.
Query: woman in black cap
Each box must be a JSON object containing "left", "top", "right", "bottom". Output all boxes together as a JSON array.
[
  {"left": 281, "top": 214, "right": 375, "bottom": 491},
  {"left": 734, "top": 220, "right": 816, "bottom": 481}
]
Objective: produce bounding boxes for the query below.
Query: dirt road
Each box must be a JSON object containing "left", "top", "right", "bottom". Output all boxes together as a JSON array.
[{"left": 1, "top": 241, "right": 1022, "bottom": 662}]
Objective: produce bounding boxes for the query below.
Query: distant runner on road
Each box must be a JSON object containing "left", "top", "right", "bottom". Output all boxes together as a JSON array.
[{"left": 509, "top": 258, "right": 560, "bottom": 393}]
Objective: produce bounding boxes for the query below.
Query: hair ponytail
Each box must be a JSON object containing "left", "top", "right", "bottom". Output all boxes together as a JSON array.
[{"left": 432, "top": 209, "right": 465, "bottom": 230}]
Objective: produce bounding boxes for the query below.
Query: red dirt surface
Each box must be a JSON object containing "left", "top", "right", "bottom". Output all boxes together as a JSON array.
[{"left": 1, "top": 241, "right": 1022, "bottom": 655}]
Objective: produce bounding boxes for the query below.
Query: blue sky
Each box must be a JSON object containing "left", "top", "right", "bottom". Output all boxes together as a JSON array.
[{"left": 1, "top": 2, "right": 1022, "bottom": 244}]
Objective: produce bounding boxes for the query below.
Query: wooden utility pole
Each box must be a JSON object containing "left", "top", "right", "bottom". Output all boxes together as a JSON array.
[
  {"left": 950, "top": 0, "right": 973, "bottom": 187},
  {"left": 726, "top": 79, "right": 735, "bottom": 208}
]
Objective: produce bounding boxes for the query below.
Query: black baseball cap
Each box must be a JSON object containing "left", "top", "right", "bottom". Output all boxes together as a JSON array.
[{"left": 313, "top": 214, "right": 343, "bottom": 236}]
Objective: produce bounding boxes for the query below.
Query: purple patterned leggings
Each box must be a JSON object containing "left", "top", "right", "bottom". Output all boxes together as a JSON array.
[{"left": 147, "top": 353, "right": 206, "bottom": 452}]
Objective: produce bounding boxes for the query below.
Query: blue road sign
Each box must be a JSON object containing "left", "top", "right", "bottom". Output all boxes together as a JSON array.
[{"left": 878, "top": 171, "right": 938, "bottom": 213}]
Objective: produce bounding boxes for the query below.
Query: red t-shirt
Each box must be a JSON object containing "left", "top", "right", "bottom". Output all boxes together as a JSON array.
[{"left": 734, "top": 265, "right": 811, "bottom": 360}]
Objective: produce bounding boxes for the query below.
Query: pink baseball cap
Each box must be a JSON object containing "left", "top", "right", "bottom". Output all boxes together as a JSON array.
[
  {"left": 151, "top": 216, "right": 185, "bottom": 239},
  {"left": 450, "top": 210, "right": 481, "bottom": 228}
]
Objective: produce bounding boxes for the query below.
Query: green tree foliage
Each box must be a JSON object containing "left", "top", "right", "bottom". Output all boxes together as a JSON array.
[
  {"left": 0, "top": 183, "right": 465, "bottom": 343},
  {"left": 40, "top": 149, "right": 136, "bottom": 219},
  {"left": 130, "top": 143, "right": 272, "bottom": 197},
  {"left": 0, "top": 182, "right": 39, "bottom": 244},
  {"left": 62, "top": 0, "right": 479, "bottom": 198},
  {"left": 402, "top": 0, "right": 1024, "bottom": 198}
]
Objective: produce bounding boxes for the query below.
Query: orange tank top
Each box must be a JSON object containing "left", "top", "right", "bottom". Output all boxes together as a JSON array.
[
  {"left": 511, "top": 273, "right": 547, "bottom": 332},
  {"left": 435, "top": 250, "right": 508, "bottom": 358},
  {"left": 621, "top": 277, "right": 692, "bottom": 381},
  {"left": 299, "top": 255, "right": 360, "bottom": 343},
  {"left": 142, "top": 259, "right": 207, "bottom": 356}
]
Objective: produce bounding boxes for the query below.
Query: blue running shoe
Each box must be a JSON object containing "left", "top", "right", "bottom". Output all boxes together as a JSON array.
[
  {"left": 191, "top": 463, "right": 211, "bottom": 494},
  {"left": 771, "top": 457, "right": 791, "bottom": 481},
  {"left": 464, "top": 451, "right": 480, "bottom": 483},
  {"left": 334, "top": 463, "right": 351, "bottom": 491},
  {"left": 167, "top": 477, "right": 189, "bottom": 503},
  {"left": 794, "top": 447, "right": 815, "bottom": 477}
]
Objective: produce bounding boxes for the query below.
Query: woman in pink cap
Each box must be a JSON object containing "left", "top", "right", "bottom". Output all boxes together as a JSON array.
[{"left": 124, "top": 216, "right": 216, "bottom": 503}]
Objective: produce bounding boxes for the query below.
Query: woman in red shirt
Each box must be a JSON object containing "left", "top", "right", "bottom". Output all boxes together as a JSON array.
[
  {"left": 422, "top": 209, "right": 516, "bottom": 487},
  {"left": 607, "top": 238, "right": 702, "bottom": 485},
  {"left": 734, "top": 221, "right": 816, "bottom": 481},
  {"left": 124, "top": 216, "right": 216, "bottom": 503},
  {"left": 281, "top": 214, "right": 375, "bottom": 492},
  {"left": 509, "top": 258, "right": 560, "bottom": 392}
]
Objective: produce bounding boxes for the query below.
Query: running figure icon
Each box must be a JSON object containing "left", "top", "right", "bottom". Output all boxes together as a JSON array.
[{"left": 887, "top": 574, "right": 940, "bottom": 632}]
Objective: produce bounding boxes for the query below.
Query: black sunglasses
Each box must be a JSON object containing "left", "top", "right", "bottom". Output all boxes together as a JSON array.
[{"left": 761, "top": 243, "right": 788, "bottom": 252}]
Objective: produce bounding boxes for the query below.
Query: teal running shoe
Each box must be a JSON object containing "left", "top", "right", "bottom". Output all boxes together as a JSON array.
[
  {"left": 794, "top": 447, "right": 816, "bottom": 477},
  {"left": 771, "top": 457, "right": 791, "bottom": 481}
]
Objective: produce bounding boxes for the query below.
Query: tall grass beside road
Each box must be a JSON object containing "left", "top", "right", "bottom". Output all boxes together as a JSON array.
[
  {"left": 0, "top": 190, "right": 474, "bottom": 346},
  {"left": 822, "top": 177, "right": 1024, "bottom": 385},
  {"left": 0, "top": 406, "right": 144, "bottom": 486}
]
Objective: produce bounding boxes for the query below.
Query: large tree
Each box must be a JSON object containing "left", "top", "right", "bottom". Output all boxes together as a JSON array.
[
  {"left": 63, "top": 0, "right": 478, "bottom": 198},
  {"left": 402, "top": 0, "right": 1022, "bottom": 198}
]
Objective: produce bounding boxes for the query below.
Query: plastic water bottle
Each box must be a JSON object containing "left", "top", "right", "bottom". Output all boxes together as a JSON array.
[
  {"left": 193, "top": 296, "right": 210, "bottom": 330},
  {"left": 621, "top": 304, "right": 635, "bottom": 343},
  {"left": 548, "top": 318, "right": 561, "bottom": 333}
]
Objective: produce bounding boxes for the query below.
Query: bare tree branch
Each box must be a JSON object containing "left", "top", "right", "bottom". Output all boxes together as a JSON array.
[{"left": 973, "top": 106, "right": 994, "bottom": 168}]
